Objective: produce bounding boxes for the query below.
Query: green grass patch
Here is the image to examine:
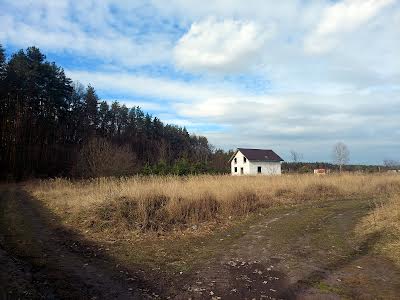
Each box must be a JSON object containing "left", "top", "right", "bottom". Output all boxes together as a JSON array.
[{"left": 313, "top": 281, "right": 342, "bottom": 294}]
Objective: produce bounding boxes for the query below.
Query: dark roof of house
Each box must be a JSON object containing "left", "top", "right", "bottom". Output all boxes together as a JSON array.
[{"left": 229, "top": 148, "right": 284, "bottom": 162}]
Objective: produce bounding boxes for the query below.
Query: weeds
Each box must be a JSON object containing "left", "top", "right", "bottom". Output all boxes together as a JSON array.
[
  {"left": 357, "top": 193, "right": 400, "bottom": 266},
  {"left": 28, "top": 174, "right": 400, "bottom": 235}
]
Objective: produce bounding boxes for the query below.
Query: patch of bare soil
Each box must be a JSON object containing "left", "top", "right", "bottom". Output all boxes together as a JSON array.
[{"left": 0, "top": 243, "right": 40, "bottom": 298}]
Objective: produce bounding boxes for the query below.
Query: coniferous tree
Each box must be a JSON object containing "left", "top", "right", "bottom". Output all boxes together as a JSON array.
[
  {"left": 83, "top": 85, "right": 99, "bottom": 138},
  {"left": 98, "top": 101, "right": 110, "bottom": 137}
]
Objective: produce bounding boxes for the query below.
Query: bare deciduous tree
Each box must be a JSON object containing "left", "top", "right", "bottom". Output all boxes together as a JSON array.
[
  {"left": 75, "top": 137, "right": 137, "bottom": 177},
  {"left": 289, "top": 150, "right": 303, "bottom": 162},
  {"left": 383, "top": 159, "right": 400, "bottom": 168},
  {"left": 332, "top": 142, "right": 349, "bottom": 173}
]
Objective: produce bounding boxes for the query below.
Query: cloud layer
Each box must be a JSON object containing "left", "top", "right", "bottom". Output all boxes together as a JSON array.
[
  {"left": 174, "top": 18, "right": 272, "bottom": 72},
  {"left": 305, "top": 0, "right": 395, "bottom": 53},
  {"left": 1, "top": 0, "right": 399, "bottom": 163}
]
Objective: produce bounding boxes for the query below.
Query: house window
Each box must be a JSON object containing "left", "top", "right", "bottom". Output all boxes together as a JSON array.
[
  {"left": 241, "top": 167, "right": 244, "bottom": 175},
  {"left": 234, "top": 158, "right": 237, "bottom": 164},
  {"left": 257, "top": 166, "right": 262, "bottom": 174},
  {"left": 234, "top": 167, "right": 237, "bottom": 172},
  {"left": 243, "top": 157, "right": 247, "bottom": 163}
]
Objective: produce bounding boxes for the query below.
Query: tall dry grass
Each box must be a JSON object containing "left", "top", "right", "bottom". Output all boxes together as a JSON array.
[
  {"left": 357, "top": 193, "right": 400, "bottom": 266},
  {"left": 28, "top": 174, "right": 400, "bottom": 233}
]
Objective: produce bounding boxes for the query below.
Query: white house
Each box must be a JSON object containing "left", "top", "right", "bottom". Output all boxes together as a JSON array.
[{"left": 229, "top": 148, "right": 284, "bottom": 176}]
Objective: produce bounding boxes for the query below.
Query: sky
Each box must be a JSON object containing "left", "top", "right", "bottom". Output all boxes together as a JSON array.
[{"left": 1, "top": 0, "right": 399, "bottom": 164}]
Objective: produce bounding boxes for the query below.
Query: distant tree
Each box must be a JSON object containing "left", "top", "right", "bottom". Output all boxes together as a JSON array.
[
  {"left": 98, "top": 101, "right": 110, "bottom": 137},
  {"left": 65, "top": 82, "right": 85, "bottom": 143},
  {"left": 83, "top": 85, "right": 99, "bottom": 137},
  {"left": 172, "top": 158, "right": 191, "bottom": 176},
  {"left": 289, "top": 150, "right": 303, "bottom": 162},
  {"left": 153, "top": 160, "right": 170, "bottom": 175},
  {"left": 119, "top": 104, "right": 129, "bottom": 137},
  {"left": 383, "top": 159, "right": 400, "bottom": 168},
  {"left": 209, "top": 149, "right": 232, "bottom": 173},
  {"left": 299, "top": 164, "right": 312, "bottom": 173},
  {"left": 332, "top": 142, "right": 350, "bottom": 172},
  {"left": 0, "top": 45, "right": 7, "bottom": 174},
  {"left": 141, "top": 163, "right": 153, "bottom": 176},
  {"left": 0, "top": 44, "right": 6, "bottom": 80}
]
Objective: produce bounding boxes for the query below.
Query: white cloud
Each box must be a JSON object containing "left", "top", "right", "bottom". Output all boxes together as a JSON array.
[
  {"left": 0, "top": 0, "right": 172, "bottom": 66},
  {"left": 305, "top": 0, "right": 395, "bottom": 53},
  {"left": 174, "top": 18, "right": 272, "bottom": 73},
  {"left": 66, "top": 69, "right": 241, "bottom": 102}
]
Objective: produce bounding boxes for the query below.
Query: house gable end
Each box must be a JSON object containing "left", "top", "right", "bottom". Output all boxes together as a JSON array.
[{"left": 228, "top": 150, "right": 249, "bottom": 163}]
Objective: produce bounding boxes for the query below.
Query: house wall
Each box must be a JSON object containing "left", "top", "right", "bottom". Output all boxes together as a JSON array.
[
  {"left": 248, "top": 161, "right": 281, "bottom": 175},
  {"left": 231, "top": 151, "right": 250, "bottom": 175},
  {"left": 231, "top": 151, "right": 282, "bottom": 175}
]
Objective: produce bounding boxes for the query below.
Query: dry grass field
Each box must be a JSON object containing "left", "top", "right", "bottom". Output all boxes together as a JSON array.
[
  {"left": 29, "top": 174, "right": 400, "bottom": 235},
  {"left": 2, "top": 174, "right": 400, "bottom": 298}
]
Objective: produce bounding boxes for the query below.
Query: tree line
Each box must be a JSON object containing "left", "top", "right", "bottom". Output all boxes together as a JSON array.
[
  {"left": 0, "top": 45, "right": 232, "bottom": 180},
  {"left": 282, "top": 162, "right": 384, "bottom": 173}
]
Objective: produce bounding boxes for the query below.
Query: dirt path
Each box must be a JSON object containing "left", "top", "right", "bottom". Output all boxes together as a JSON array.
[
  {"left": 1, "top": 186, "right": 400, "bottom": 299},
  {"left": 175, "top": 199, "right": 400, "bottom": 299},
  {"left": 0, "top": 186, "right": 158, "bottom": 299}
]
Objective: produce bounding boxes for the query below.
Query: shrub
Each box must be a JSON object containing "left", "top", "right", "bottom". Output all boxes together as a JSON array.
[
  {"left": 75, "top": 137, "right": 137, "bottom": 178},
  {"left": 227, "top": 190, "right": 260, "bottom": 216},
  {"left": 303, "top": 183, "right": 340, "bottom": 199},
  {"left": 138, "top": 194, "right": 169, "bottom": 230},
  {"left": 172, "top": 158, "right": 192, "bottom": 176},
  {"left": 88, "top": 194, "right": 169, "bottom": 231},
  {"left": 172, "top": 193, "right": 220, "bottom": 225}
]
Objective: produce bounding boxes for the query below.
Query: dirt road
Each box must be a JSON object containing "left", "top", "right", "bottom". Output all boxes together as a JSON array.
[
  {"left": 0, "top": 186, "right": 158, "bottom": 299},
  {"left": 1, "top": 185, "right": 400, "bottom": 299},
  {"left": 177, "top": 199, "right": 400, "bottom": 299}
]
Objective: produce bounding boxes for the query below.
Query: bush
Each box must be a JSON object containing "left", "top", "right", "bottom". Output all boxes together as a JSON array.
[
  {"left": 173, "top": 193, "right": 220, "bottom": 224},
  {"left": 138, "top": 194, "right": 169, "bottom": 230},
  {"left": 152, "top": 160, "right": 170, "bottom": 175},
  {"left": 90, "top": 194, "right": 170, "bottom": 231},
  {"left": 75, "top": 137, "right": 137, "bottom": 178},
  {"left": 172, "top": 158, "right": 192, "bottom": 176},
  {"left": 89, "top": 196, "right": 138, "bottom": 230},
  {"left": 228, "top": 190, "right": 260, "bottom": 216}
]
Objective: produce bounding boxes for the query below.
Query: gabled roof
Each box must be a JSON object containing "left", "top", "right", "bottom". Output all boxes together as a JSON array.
[{"left": 229, "top": 148, "right": 284, "bottom": 162}]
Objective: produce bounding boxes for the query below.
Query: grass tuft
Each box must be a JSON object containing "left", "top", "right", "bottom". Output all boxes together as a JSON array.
[
  {"left": 374, "top": 181, "right": 400, "bottom": 195},
  {"left": 228, "top": 190, "right": 260, "bottom": 216},
  {"left": 303, "top": 183, "right": 341, "bottom": 199}
]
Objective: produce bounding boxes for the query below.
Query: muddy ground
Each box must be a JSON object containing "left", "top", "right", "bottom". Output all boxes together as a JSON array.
[{"left": 1, "top": 185, "right": 399, "bottom": 299}]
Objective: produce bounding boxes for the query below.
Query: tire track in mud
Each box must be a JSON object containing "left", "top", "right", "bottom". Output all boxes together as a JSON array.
[{"left": 177, "top": 211, "right": 299, "bottom": 299}]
